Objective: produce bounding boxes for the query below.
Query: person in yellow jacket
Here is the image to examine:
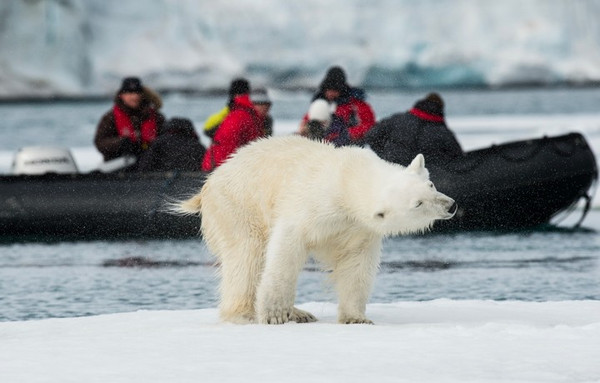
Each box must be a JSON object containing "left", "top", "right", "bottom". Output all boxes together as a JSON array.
[{"left": 203, "top": 78, "right": 250, "bottom": 139}]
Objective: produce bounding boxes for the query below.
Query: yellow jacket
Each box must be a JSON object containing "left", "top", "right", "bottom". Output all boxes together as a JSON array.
[{"left": 203, "top": 106, "right": 230, "bottom": 139}]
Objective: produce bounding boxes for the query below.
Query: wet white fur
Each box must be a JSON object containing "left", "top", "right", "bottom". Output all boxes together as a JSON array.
[{"left": 176, "top": 136, "right": 455, "bottom": 324}]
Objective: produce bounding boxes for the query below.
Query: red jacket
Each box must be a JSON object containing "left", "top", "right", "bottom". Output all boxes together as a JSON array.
[
  {"left": 202, "top": 95, "right": 264, "bottom": 171},
  {"left": 302, "top": 96, "right": 375, "bottom": 142},
  {"left": 336, "top": 97, "right": 376, "bottom": 141},
  {"left": 113, "top": 105, "right": 158, "bottom": 145}
]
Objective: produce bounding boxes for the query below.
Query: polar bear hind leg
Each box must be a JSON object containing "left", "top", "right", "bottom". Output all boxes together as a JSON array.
[
  {"left": 330, "top": 236, "right": 381, "bottom": 324},
  {"left": 217, "top": 235, "right": 266, "bottom": 324}
]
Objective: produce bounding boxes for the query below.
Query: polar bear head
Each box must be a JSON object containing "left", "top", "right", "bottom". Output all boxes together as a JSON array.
[{"left": 370, "top": 154, "right": 456, "bottom": 236}]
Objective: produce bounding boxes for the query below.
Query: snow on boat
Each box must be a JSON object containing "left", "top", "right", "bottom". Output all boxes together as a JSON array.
[{"left": 0, "top": 133, "right": 597, "bottom": 240}]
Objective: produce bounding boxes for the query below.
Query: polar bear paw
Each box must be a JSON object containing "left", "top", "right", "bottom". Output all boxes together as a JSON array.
[
  {"left": 339, "top": 315, "right": 374, "bottom": 325},
  {"left": 290, "top": 307, "right": 317, "bottom": 323},
  {"left": 258, "top": 306, "right": 294, "bottom": 324},
  {"left": 258, "top": 306, "right": 318, "bottom": 324}
]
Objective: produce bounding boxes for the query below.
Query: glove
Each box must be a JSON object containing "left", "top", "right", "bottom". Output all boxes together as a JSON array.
[
  {"left": 118, "top": 138, "right": 142, "bottom": 156},
  {"left": 307, "top": 120, "right": 325, "bottom": 140}
]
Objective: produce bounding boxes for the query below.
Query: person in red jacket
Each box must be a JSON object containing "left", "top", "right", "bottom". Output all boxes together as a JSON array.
[
  {"left": 298, "top": 66, "right": 375, "bottom": 144},
  {"left": 202, "top": 89, "right": 265, "bottom": 172},
  {"left": 94, "top": 77, "right": 165, "bottom": 163}
]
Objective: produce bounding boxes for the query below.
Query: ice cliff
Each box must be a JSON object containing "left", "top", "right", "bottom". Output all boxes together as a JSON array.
[{"left": 1, "top": 0, "right": 600, "bottom": 97}]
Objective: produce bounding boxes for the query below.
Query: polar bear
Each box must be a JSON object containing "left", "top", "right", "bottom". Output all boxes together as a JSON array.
[{"left": 176, "top": 136, "right": 456, "bottom": 324}]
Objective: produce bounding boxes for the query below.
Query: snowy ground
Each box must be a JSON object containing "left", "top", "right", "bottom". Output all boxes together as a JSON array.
[{"left": 1, "top": 300, "right": 599, "bottom": 382}]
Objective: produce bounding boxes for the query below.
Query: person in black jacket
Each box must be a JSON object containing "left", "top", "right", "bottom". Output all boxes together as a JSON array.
[
  {"left": 365, "top": 93, "right": 463, "bottom": 166},
  {"left": 137, "top": 118, "right": 206, "bottom": 171}
]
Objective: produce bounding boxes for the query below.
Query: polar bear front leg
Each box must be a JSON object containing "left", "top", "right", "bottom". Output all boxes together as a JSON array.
[
  {"left": 333, "top": 239, "right": 381, "bottom": 324},
  {"left": 256, "top": 222, "right": 310, "bottom": 324}
]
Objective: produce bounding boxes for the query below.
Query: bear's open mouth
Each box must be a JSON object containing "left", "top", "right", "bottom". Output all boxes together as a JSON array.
[
  {"left": 438, "top": 201, "right": 457, "bottom": 220},
  {"left": 446, "top": 202, "right": 458, "bottom": 218}
]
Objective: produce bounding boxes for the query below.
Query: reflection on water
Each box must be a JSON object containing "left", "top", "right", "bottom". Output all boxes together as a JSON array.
[
  {"left": 101, "top": 256, "right": 211, "bottom": 268},
  {"left": 380, "top": 256, "right": 597, "bottom": 272}
]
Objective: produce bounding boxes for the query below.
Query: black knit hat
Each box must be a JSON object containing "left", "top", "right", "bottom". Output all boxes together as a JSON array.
[
  {"left": 413, "top": 92, "right": 445, "bottom": 117},
  {"left": 166, "top": 117, "right": 194, "bottom": 131},
  {"left": 229, "top": 78, "right": 250, "bottom": 99},
  {"left": 165, "top": 117, "right": 198, "bottom": 138},
  {"left": 319, "top": 66, "right": 348, "bottom": 92},
  {"left": 118, "top": 77, "right": 144, "bottom": 94}
]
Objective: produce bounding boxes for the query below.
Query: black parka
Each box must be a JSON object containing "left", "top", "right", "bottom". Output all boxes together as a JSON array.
[{"left": 365, "top": 110, "right": 463, "bottom": 167}]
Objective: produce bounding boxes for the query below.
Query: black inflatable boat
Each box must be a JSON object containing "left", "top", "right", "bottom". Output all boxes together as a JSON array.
[
  {"left": 0, "top": 170, "right": 204, "bottom": 241},
  {"left": 0, "top": 132, "right": 597, "bottom": 240},
  {"left": 428, "top": 132, "right": 597, "bottom": 231}
]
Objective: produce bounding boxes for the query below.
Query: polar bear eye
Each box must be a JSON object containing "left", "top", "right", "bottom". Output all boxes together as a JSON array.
[
  {"left": 414, "top": 201, "right": 423, "bottom": 208},
  {"left": 428, "top": 182, "right": 435, "bottom": 189}
]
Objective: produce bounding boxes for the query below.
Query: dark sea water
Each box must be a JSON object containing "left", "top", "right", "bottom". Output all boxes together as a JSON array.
[
  {"left": 0, "top": 211, "right": 598, "bottom": 322},
  {"left": 1, "top": 87, "right": 599, "bottom": 322}
]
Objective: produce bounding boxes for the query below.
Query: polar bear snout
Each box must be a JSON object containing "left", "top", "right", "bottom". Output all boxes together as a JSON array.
[
  {"left": 438, "top": 195, "right": 457, "bottom": 220},
  {"left": 447, "top": 201, "right": 458, "bottom": 218}
]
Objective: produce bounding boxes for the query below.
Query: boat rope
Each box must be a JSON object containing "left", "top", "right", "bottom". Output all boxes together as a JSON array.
[
  {"left": 444, "top": 134, "right": 584, "bottom": 175},
  {"left": 551, "top": 172, "right": 597, "bottom": 229},
  {"left": 550, "top": 133, "right": 580, "bottom": 157},
  {"left": 445, "top": 138, "right": 548, "bottom": 174},
  {"left": 574, "top": 175, "right": 598, "bottom": 228},
  {"left": 497, "top": 140, "right": 544, "bottom": 163},
  {"left": 574, "top": 192, "right": 593, "bottom": 228}
]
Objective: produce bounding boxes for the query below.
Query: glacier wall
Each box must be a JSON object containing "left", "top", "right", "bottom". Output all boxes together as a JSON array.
[{"left": 2, "top": 0, "right": 600, "bottom": 97}]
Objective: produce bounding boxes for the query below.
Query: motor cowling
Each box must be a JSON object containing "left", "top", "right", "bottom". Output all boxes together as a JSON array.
[{"left": 11, "top": 146, "right": 78, "bottom": 175}]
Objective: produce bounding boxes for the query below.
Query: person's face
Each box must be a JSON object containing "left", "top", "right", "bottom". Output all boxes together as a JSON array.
[
  {"left": 254, "top": 103, "right": 271, "bottom": 116},
  {"left": 120, "top": 92, "right": 142, "bottom": 109},
  {"left": 324, "top": 89, "right": 340, "bottom": 101}
]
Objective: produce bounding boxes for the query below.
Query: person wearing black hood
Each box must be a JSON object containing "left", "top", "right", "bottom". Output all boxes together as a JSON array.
[
  {"left": 94, "top": 77, "right": 166, "bottom": 162},
  {"left": 203, "top": 78, "right": 250, "bottom": 140},
  {"left": 365, "top": 93, "right": 463, "bottom": 166},
  {"left": 137, "top": 118, "right": 206, "bottom": 172},
  {"left": 298, "top": 66, "right": 375, "bottom": 144}
]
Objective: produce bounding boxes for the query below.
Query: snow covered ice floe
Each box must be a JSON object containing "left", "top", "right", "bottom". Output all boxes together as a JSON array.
[{"left": 1, "top": 300, "right": 599, "bottom": 383}]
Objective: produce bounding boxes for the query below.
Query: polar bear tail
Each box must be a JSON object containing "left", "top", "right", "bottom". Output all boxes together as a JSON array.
[{"left": 167, "top": 191, "right": 203, "bottom": 216}]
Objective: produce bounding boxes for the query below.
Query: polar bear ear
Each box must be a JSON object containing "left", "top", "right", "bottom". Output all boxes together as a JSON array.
[{"left": 407, "top": 154, "right": 425, "bottom": 174}]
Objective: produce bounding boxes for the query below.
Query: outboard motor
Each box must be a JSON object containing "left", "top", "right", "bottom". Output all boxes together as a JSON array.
[{"left": 11, "top": 146, "right": 78, "bottom": 175}]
